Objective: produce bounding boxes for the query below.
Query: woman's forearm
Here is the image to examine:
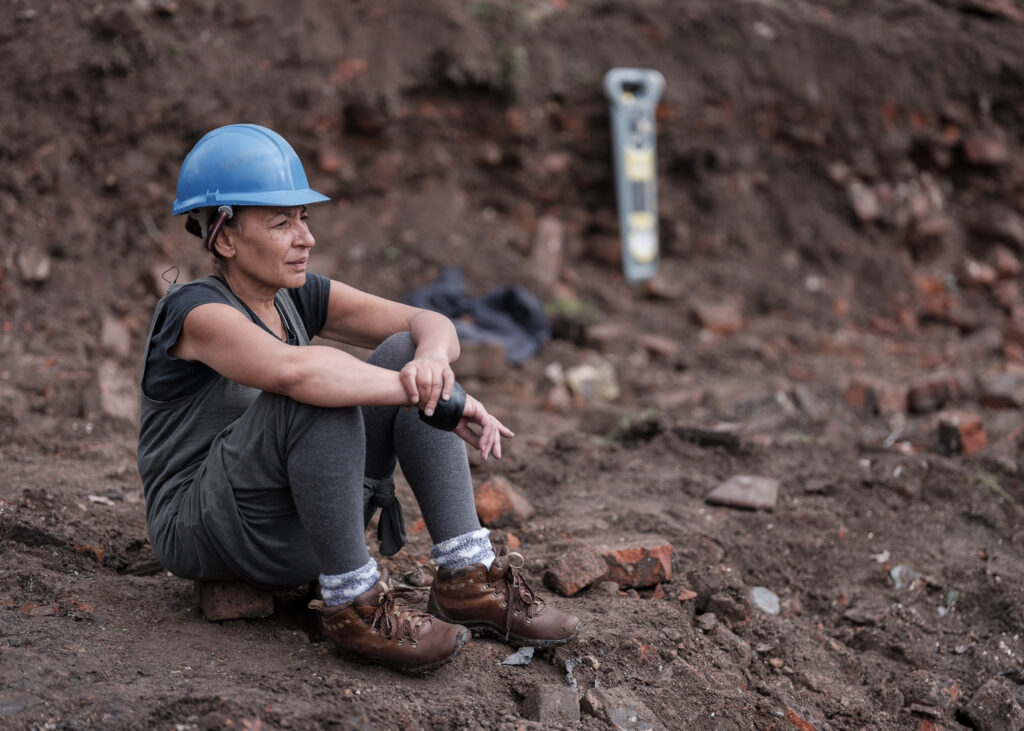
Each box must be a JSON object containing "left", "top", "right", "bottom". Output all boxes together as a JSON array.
[{"left": 409, "top": 310, "right": 460, "bottom": 363}]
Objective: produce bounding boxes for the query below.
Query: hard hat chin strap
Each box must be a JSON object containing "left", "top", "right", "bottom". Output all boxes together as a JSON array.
[{"left": 204, "top": 205, "right": 234, "bottom": 253}]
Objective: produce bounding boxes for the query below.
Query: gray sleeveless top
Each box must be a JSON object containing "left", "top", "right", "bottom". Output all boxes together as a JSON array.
[{"left": 136, "top": 276, "right": 313, "bottom": 529}]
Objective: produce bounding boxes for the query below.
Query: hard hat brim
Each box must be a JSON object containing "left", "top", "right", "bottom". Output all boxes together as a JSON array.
[{"left": 172, "top": 188, "right": 330, "bottom": 216}]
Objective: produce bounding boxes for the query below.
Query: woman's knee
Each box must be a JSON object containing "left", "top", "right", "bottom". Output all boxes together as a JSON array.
[
  {"left": 295, "top": 401, "right": 363, "bottom": 434},
  {"left": 367, "top": 332, "right": 416, "bottom": 371}
]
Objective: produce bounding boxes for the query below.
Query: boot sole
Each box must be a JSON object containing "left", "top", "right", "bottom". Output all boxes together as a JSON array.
[
  {"left": 466, "top": 620, "right": 581, "bottom": 648},
  {"left": 328, "top": 627, "right": 470, "bottom": 676},
  {"left": 427, "top": 597, "right": 581, "bottom": 648}
]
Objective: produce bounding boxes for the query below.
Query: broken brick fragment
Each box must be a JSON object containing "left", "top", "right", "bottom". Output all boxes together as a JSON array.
[
  {"left": 907, "top": 372, "right": 972, "bottom": 413},
  {"left": 543, "top": 540, "right": 608, "bottom": 596},
  {"left": 597, "top": 537, "right": 673, "bottom": 589},
  {"left": 938, "top": 411, "right": 988, "bottom": 456},
  {"left": 844, "top": 377, "right": 907, "bottom": 415},
  {"left": 473, "top": 476, "right": 535, "bottom": 528}
]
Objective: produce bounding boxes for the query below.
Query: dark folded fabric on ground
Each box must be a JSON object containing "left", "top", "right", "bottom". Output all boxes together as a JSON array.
[{"left": 404, "top": 268, "right": 549, "bottom": 365}]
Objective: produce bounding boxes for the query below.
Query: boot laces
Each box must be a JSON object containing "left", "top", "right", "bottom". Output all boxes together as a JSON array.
[
  {"left": 495, "top": 551, "right": 543, "bottom": 638},
  {"left": 370, "top": 583, "right": 431, "bottom": 644}
]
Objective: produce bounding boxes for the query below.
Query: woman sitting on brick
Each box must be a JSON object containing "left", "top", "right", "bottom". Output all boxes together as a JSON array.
[{"left": 137, "top": 124, "right": 579, "bottom": 674}]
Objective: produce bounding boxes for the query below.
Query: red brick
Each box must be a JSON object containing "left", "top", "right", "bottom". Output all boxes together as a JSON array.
[
  {"left": 543, "top": 541, "right": 608, "bottom": 596},
  {"left": 197, "top": 581, "right": 274, "bottom": 621},
  {"left": 844, "top": 377, "right": 907, "bottom": 415},
  {"left": 473, "top": 476, "right": 535, "bottom": 528},
  {"left": 907, "top": 372, "right": 972, "bottom": 413},
  {"left": 938, "top": 411, "right": 988, "bottom": 456},
  {"left": 598, "top": 537, "right": 673, "bottom": 589}
]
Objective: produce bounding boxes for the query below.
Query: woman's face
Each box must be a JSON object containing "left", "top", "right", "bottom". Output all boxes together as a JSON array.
[{"left": 220, "top": 206, "right": 316, "bottom": 290}]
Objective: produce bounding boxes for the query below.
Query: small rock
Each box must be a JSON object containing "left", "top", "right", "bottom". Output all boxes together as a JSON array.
[
  {"left": 677, "top": 588, "right": 697, "bottom": 602},
  {"left": 530, "top": 215, "right": 564, "bottom": 292},
  {"left": 543, "top": 541, "right": 608, "bottom": 597},
  {"left": 473, "top": 476, "right": 535, "bottom": 528},
  {"left": 453, "top": 340, "right": 507, "bottom": 381},
  {"left": 16, "top": 245, "right": 51, "bottom": 283},
  {"left": 963, "top": 132, "right": 1011, "bottom": 166},
  {"left": 584, "top": 321, "right": 629, "bottom": 355},
  {"left": 580, "top": 687, "right": 659, "bottom": 730},
  {"left": 959, "top": 678, "right": 1024, "bottom": 731},
  {"left": 402, "top": 566, "right": 432, "bottom": 588},
  {"left": 994, "top": 245, "right": 1021, "bottom": 278},
  {"left": 521, "top": 684, "right": 580, "bottom": 724},
  {"left": 566, "top": 359, "right": 620, "bottom": 402},
  {"left": 691, "top": 299, "right": 744, "bottom": 335},
  {"left": 749, "top": 586, "right": 780, "bottom": 615},
  {"left": 978, "top": 372, "right": 1024, "bottom": 408},
  {"left": 83, "top": 360, "right": 139, "bottom": 423},
  {"left": 636, "top": 333, "right": 680, "bottom": 360},
  {"left": 890, "top": 564, "right": 922, "bottom": 590},
  {"left": 695, "top": 612, "right": 718, "bottom": 631},
  {"left": 477, "top": 140, "right": 503, "bottom": 166},
  {"left": 99, "top": 315, "right": 132, "bottom": 358},
  {"left": 969, "top": 204, "right": 1024, "bottom": 249},
  {"left": 705, "top": 475, "right": 779, "bottom": 510},
  {"left": 847, "top": 180, "right": 881, "bottom": 223},
  {"left": 501, "top": 646, "right": 535, "bottom": 666},
  {"left": 904, "top": 669, "right": 961, "bottom": 710}
]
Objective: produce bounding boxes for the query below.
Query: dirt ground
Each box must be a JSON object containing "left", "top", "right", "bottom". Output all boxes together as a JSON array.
[{"left": 3, "top": 1, "right": 1024, "bottom": 729}]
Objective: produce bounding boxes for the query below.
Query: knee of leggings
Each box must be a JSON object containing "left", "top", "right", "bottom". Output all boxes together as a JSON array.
[
  {"left": 294, "top": 401, "right": 363, "bottom": 434},
  {"left": 368, "top": 331, "right": 416, "bottom": 370}
]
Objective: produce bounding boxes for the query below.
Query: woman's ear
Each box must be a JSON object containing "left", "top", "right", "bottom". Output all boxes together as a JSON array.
[{"left": 214, "top": 226, "right": 238, "bottom": 260}]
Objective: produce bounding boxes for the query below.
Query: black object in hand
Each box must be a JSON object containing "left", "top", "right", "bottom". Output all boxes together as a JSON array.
[{"left": 418, "top": 381, "right": 467, "bottom": 431}]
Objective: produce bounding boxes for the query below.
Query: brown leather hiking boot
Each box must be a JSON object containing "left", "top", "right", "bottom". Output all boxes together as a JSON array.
[
  {"left": 309, "top": 570, "right": 469, "bottom": 674},
  {"left": 426, "top": 545, "right": 581, "bottom": 648}
]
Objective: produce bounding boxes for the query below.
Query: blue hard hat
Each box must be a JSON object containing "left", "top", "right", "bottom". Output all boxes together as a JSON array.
[{"left": 172, "top": 124, "right": 329, "bottom": 215}]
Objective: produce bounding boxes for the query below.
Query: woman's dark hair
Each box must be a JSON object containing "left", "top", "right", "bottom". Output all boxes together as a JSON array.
[{"left": 185, "top": 207, "right": 242, "bottom": 259}]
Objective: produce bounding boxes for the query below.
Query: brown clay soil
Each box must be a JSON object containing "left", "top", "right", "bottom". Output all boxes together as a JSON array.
[{"left": 3, "top": 1, "right": 1024, "bottom": 729}]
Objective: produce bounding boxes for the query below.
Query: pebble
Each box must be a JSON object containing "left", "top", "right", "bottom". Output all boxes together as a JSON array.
[
  {"left": 890, "top": 565, "right": 921, "bottom": 590},
  {"left": 750, "top": 586, "right": 780, "bottom": 615}
]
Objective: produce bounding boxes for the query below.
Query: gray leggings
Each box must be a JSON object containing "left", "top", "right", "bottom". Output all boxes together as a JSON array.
[{"left": 174, "top": 333, "right": 481, "bottom": 588}]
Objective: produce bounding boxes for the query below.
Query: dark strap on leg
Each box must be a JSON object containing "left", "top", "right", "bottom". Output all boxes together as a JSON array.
[{"left": 363, "top": 473, "right": 407, "bottom": 556}]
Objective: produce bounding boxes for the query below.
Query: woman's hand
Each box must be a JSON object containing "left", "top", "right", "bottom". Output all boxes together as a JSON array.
[
  {"left": 454, "top": 394, "right": 514, "bottom": 461},
  {"left": 399, "top": 350, "right": 455, "bottom": 416}
]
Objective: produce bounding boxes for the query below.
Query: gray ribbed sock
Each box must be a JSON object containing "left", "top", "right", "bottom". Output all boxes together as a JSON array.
[
  {"left": 431, "top": 527, "right": 495, "bottom": 570},
  {"left": 319, "top": 558, "right": 380, "bottom": 606}
]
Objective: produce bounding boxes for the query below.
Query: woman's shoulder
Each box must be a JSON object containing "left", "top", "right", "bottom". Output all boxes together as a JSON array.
[{"left": 166, "top": 275, "right": 230, "bottom": 300}]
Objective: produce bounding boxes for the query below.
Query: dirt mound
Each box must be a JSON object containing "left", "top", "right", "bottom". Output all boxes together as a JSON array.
[{"left": 3, "top": 1, "right": 1024, "bottom": 728}]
